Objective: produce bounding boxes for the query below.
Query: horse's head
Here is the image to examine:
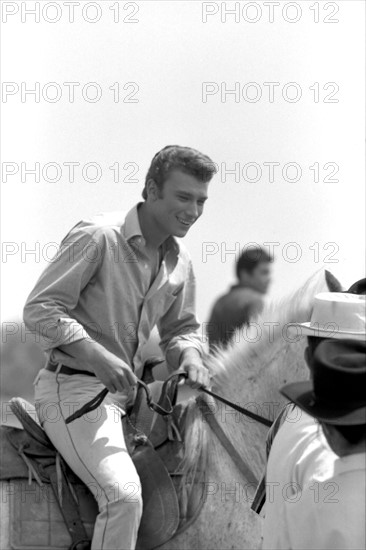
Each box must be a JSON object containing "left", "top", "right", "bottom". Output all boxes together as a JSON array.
[{"left": 207, "top": 269, "right": 343, "bottom": 415}]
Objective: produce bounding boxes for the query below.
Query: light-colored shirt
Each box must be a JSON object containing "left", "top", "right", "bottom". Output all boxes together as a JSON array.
[
  {"left": 262, "top": 410, "right": 366, "bottom": 550},
  {"left": 23, "top": 204, "right": 206, "bottom": 372}
]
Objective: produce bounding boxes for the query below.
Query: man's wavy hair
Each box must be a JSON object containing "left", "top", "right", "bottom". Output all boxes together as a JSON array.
[{"left": 142, "top": 145, "right": 217, "bottom": 200}]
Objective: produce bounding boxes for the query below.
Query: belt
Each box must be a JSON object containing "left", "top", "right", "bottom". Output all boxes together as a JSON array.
[{"left": 45, "top": 363, "right": 96, "bottom": 377}]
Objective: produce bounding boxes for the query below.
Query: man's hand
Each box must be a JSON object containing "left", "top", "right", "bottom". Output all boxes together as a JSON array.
[
  {"left": 52, "top": 340, "right": 138, "bottom": 393},
  {"left": 91, "top": 356, "right": 138, "bottom": 393},
  {"left": 179, "top": 348, "right": 210, "bottom": 389}
]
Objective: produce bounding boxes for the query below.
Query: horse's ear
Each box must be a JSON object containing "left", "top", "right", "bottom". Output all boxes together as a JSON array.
[
  {"left": 347, "top": 278, "right": 366, "bottom": 295},
  {"left": 325, "top": 270, "right": 342, "bottom": 292}
]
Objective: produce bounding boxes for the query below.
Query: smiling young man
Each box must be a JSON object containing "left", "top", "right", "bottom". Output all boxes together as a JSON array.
[{"left": 23, "top": 145, "right": 216, "bottom": 550}]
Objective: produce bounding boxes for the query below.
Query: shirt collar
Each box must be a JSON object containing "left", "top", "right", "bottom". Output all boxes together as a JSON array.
[
  {"left": 124, "top": 203, "right": 146, "bottom": 246},
  {"left": 124, "top": 203, "right": 180, "bottom": 255},
  {"left": 165, "top": 235, "right": 180, "bottom": 257}
]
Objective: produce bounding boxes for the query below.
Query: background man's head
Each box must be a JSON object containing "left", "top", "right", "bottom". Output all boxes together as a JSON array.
[
  {"left": 236, "top": 247, "right": 273, "bottom": 294},
  {"left": 141, "top": 145, "right": 216, "bottom": 238}
]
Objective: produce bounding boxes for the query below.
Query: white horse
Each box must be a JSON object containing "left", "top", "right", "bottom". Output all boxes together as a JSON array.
[{"left": 0, "top": 269, "right": 342, "bottom": 550}]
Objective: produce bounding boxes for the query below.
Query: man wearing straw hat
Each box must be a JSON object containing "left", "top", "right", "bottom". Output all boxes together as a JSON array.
[{"left": 262, "top": 291, "right": 366, "bottom": 549}]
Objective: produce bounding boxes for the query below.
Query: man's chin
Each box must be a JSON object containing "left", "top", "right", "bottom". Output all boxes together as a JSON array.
[{"left": 172, "top": 227, "right": 190, "bottom": 238}]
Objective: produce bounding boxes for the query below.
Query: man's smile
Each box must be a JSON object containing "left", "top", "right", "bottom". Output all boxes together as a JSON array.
[{"left": 176, "top": 216, "right": 193, "bottom": 227}]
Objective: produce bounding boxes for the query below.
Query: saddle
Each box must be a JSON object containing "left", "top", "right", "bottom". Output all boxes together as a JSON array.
[{"left": 0, "top": 359, "right": 207, "bottom": 550}]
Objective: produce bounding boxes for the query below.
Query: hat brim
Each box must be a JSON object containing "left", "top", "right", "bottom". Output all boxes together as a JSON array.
[
  {"left": 280, "top": 381, "right": 366, "bottom": 425},
  {"left": 288, "top": 323, "right": 366, "bottom": 341}
]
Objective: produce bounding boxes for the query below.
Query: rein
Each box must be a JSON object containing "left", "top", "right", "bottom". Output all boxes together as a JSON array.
[
  {"left": 200, "top": 387, "right": 273, "bottom": 428},
  {"left": 65, "top": 379, "right": 174, "bottom": 424},
  {"left": 64, "top": 370, "right": 272, "bottom": 488},
  {"left": 65, "top": 371, "right": 273, "bottom": 428}
]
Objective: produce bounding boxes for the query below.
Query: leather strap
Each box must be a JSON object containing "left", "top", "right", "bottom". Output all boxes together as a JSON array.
[
  {"left": 45, "top": 364, "right": 96, "bottom": 377},
  {"left": 46, "top": 462, "right": 90, "bottom": 550},
  {"left": 66, "top": 371, "right": 187, "bottom": 425},
  {"left": 200, "top": 387, "right": 272, "bottom": 428},
  {"left": 197, "top": 394, "right": 258, "bottom": 489}
]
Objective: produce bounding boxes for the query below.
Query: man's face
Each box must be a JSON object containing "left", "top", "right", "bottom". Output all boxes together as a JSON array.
[
  {"left": 150, "top": 170, "right": 209, "bottom": 238},
  {"left": 247, "top": 262, "right": 272, "bottom": 293}
]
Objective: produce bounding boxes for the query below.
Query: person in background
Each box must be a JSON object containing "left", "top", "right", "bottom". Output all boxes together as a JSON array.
[
  {"left": 262, "top": 292, "right": 366, "bottom": 550},
  {"left": 207, "top": 246, "right": 273, "bottom": 349}
]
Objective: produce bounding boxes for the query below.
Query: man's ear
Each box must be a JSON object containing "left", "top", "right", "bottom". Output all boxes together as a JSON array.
[{"left": 145, "top": 178, "right": 159, "bottom": 201}]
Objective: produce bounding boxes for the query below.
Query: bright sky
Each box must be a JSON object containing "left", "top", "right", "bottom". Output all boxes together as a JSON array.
[{"left": 1, "top": 0, "right": 365, "bottom": 325}]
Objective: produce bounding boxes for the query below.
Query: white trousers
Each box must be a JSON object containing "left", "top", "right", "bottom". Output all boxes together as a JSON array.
[{"left": 34, "top": 367, "right": 143, "bottom": 550}]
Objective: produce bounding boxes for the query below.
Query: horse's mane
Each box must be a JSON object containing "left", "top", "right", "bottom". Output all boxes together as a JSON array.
[{"left": 178, "top": 269, "right": 341, "bottom": 480}]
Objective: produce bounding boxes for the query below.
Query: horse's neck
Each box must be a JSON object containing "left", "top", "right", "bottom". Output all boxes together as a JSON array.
[{"left": 217, "top": 342, "right": 306, "bottom": 417}]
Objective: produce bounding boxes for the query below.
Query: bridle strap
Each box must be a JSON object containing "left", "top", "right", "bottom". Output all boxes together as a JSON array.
[
  {"left": 200, "top": 387, "right": 273, "bottom": 428},
  {"left": 197, "top": 394, "right": 259, "bottom": 488}
]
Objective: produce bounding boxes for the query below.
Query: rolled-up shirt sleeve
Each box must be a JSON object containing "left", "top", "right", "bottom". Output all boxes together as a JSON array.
[
  {"left": 23, "top": 226, "right": 105, "bottom": 352},
  {"left": 157, "top": 260, "right": 207, "bottom": 370}
]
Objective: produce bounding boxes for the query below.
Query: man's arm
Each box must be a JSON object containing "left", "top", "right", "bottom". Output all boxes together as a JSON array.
[
  {"left": 206, "top": 300, "right": 225, "bottom": 349},
  {"left": 157, "top": 260, "right": 209, "bottom": 388},
  {"left": 23, "top": 227, "right": 99, "bottom": 351},
  {"left": 23, "top": 225, "right": 137, "bottom": 392}
]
